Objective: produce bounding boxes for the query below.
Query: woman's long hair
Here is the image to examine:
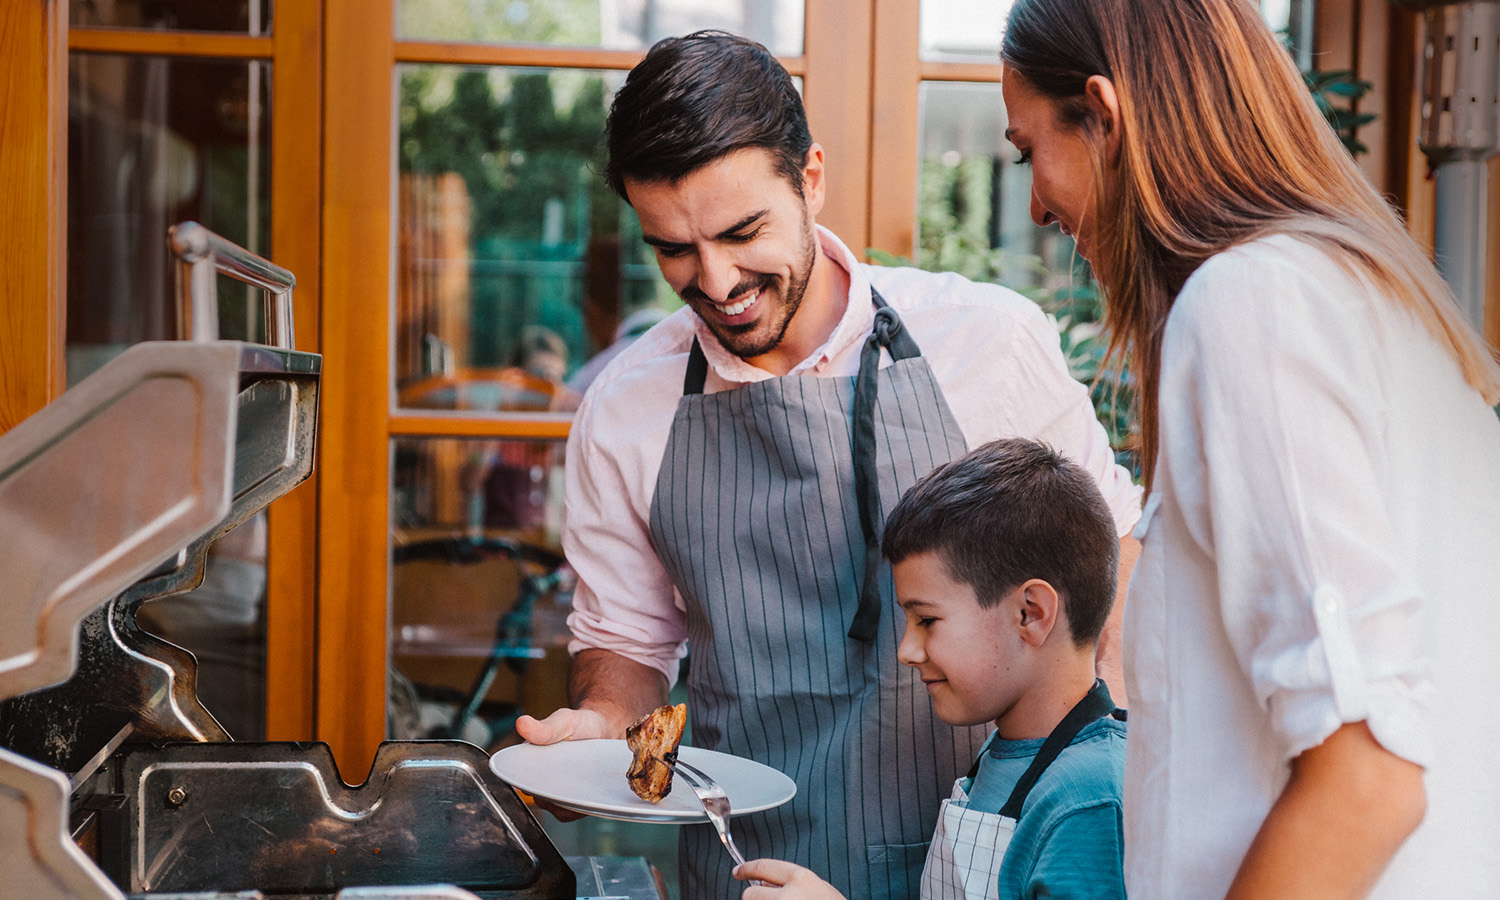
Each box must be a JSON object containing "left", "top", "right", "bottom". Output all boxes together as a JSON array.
[{"left": 1001, "top": 0, "right": 1500, "bottom": 489}]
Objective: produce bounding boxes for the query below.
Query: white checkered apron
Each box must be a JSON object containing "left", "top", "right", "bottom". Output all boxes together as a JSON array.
[{"left": 919, "top": 776, "right": 1013, "bottom": 900}]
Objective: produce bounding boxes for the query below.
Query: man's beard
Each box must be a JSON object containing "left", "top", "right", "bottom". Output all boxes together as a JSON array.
[{"left": 686, "top": 217, "right": 819, "bottom": 361}]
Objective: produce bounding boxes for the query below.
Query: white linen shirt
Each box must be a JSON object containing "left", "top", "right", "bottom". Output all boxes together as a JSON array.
[
  {"left": 1124, "top": 234, "right": 1500, "bottom": 898},
  {"left": 563, "top": 226, "right": 1142, "bottom": 684}
]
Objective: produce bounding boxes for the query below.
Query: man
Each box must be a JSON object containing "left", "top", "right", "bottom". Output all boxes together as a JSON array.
[{"left": 517, "top": 30, "right": 1141, "bottom": 900}]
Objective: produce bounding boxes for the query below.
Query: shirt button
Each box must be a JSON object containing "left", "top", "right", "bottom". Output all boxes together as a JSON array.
[{"left": 1319, "top": 591, "right": 1338, "bottom": 614}]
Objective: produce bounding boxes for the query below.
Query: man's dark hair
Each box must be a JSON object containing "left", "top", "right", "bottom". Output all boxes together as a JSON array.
[
  {"left": 882, "top": 438, "right": 1119, "bottom": 646},
  {"left": 604, "top": 30, "right": 813, "bottom": 201}
]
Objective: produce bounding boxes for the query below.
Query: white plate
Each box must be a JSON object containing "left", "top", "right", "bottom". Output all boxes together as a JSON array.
[{"left": 490, "top": 739, "right": 796, "bottom": 823}]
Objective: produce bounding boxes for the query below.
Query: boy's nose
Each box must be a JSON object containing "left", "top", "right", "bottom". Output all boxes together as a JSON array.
[{"left": 896, "top": 628, "right": 924, "bottom": 667}]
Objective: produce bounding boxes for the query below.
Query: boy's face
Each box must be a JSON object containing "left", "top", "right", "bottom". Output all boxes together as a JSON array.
[{"left": 894, "top": 550, "right": 1030, "bottom": 728}]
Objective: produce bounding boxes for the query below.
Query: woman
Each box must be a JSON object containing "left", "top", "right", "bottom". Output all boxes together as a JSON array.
[{"left": 998, "top": 0, "right": 1500, "bottom": 897}]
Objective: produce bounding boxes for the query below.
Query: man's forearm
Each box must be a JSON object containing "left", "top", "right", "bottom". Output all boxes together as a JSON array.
[{"left": 568, "top": 648, "right": 672, "bottom": 738}]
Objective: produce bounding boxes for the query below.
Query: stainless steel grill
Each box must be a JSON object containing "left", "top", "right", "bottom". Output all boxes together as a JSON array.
[{"left": 0, "top": 224, "right": 658, "bottom": 900}]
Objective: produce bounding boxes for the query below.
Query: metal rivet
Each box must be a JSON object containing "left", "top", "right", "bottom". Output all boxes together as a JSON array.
[{"left": 165, "top": 787, "right": 187, "bottom": 808}]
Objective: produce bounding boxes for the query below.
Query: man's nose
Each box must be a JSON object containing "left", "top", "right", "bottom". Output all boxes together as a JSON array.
[
  {"left": 1030, "top": 189, "right": 1056, "bottom": 228},
  {"left": 695, "top": 245, "right": 741, "bottom": 302}
]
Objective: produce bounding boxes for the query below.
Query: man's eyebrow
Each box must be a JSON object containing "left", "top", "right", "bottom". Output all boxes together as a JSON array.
[
  {"left": 640, "top": 210, "right": 769, "bottom": 250},
  {"left": 714, "top": 210, "right": 768, "bottom": 239},
  {"left": 640, "top": 232, "right": 684, "bottom": 250}
]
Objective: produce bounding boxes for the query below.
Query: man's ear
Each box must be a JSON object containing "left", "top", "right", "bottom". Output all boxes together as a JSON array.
[
  {"left": 1015, "top": 579, "right": 1061, "bottom": 648},
  {"left": 1083, "top": 75, "right": 1122, "bottom": 166},
  {"left": 802, "top": 143, "right": 827, "bottom": 217}
]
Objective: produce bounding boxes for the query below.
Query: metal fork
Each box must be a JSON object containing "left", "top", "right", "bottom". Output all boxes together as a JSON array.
[{"left": 657, "top": 756, "right": 765, "bottom": 884}]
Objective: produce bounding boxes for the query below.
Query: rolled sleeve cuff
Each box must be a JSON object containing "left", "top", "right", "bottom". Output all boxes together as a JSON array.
[
  {"left": 1264, "top": 585, "right": 1434, "bottom": 767},
  {"left": 566, "top": 610, "right": 687, "bottom": 689}
]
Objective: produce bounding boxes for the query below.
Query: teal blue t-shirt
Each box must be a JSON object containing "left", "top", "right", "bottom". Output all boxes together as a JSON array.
[{"left": 962, "top": 716, "right": 1127, "bottom": 900}]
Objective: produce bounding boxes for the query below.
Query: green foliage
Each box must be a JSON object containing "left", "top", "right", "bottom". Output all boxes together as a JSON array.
[{"left": 1303, "top": 68, "right": 1377, "bottom": 156}]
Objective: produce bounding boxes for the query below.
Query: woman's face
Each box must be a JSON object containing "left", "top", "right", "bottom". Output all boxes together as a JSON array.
[{"left": 1002, "top": 66, "right": 1105, "bottom": 262}]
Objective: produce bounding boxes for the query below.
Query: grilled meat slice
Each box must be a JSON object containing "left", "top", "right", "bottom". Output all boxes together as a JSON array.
[{"left": 625, "top": 703, "right": 687, "bottom": 803}]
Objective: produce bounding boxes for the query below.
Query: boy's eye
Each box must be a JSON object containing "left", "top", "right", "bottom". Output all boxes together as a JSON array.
[
  {"left": 917, "top": 616, "right": 937, "bottom": 628},
  {"left": 1014, "top": 150, "right": 1032, "bottom": 167}
]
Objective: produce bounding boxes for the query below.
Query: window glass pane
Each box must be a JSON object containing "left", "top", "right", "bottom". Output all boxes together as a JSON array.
[
  {"left": 68, "top": 52, "right": 273, "bottom": 738},
  {"left": 920, "top": 0, "right": 1010, "bottom": 61},
  {"left": 396, "top": 65, "right": 677, "bottom": 413},
  {"left": 69, "top": 53, "right": 273, "bottom": 379},
  {"left": 390, "top": 436, "right": 569, "bottom": 745},
  {"left": 396, "top": 0, "right": 804, "bottom": 56},
  {"left": 71, "top": 0, "right": 271, "bottom": 34}
]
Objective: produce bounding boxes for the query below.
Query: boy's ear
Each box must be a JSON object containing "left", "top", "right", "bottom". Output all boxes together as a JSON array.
[{"left": 1014, "top": 579, "right": 1061, "bottom": 648}]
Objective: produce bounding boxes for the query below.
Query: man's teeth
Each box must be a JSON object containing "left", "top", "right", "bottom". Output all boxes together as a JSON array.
[{"left": 715, "top": 291, "right": 760, "bottom": 317}]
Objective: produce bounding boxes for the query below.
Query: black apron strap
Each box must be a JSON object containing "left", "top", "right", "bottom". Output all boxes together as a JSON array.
[
  {"left": 993, "top": 679, "right": 1117, "bottom": 819},
  {"left": 683, "top": 338, "right": 709, "bottom": 396},
  {"left": 849, "top": 287, "right": 922, "bottom": 641}
]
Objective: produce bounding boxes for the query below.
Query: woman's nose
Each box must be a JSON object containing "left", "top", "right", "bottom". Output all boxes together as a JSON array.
[{"left": 1030, "top": 189, "right": 1056, "bottom": 228}]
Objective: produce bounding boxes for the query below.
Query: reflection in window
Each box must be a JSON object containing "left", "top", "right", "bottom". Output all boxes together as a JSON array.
[
  {"left": 71, "top": 0, "right": 271, "bottom": 34},
  {"left": 389, "top": 436, "right": 572, "bottom": 751},
  {"left": 397, "top": 0, "right": 804, "bottom": 56},
  {"left": 395, "top": 65, "right": 677, "bottom": 413},
  {"left": 68, "top": 53, "right": 272, "bottom": 379}
]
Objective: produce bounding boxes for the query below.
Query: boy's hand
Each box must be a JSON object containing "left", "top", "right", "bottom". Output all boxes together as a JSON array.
[{"left": 734, "top": 860, "right": 848, "bottom": 899}]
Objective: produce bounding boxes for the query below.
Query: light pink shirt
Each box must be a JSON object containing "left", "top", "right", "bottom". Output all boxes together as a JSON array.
[{"left": 564, "top": 226, "right": 1142, "bottom": 684}]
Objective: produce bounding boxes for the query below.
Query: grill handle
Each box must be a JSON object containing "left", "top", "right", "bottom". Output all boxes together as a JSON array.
[{"left": 168, "top": 221, "right": 297, "bottom": 350}]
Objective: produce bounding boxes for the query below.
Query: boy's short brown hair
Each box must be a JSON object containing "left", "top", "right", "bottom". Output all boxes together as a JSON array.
[{"left": 882, "top": 438, "right": 1119, "bottom": 646}]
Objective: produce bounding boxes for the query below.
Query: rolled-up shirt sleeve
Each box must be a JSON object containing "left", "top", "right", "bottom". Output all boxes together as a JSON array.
[
  {"left": 1004, "top": 300, "right": 1143, "bottom": 537},
  {"left": 1161, "top": 243, "right": 1434, "bottom": 767},
  {"left": 562, "top": 386, "right": 688, "bottom": 687}
]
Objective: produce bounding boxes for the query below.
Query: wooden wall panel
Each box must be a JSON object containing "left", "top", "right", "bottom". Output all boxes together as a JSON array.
[
  {"left": 0, "top": 0, "right": 65, "bottom": 434},
  {"left": 318, "top": 0, "right": 395, "bottom": 779},
  {"left": 805, "top": 0, "right": 875, "bottom": 257},
  {"left": 265, "top": 0, "right": 324, "bottom": 743},
  {"left": 867, "top": 0, "right": 921, "bottom": 259},
  {"left": 1488, "top": 154, "right": 1499, "bottom": 351}
]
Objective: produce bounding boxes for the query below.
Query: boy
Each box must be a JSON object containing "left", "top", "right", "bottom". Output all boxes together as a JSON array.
[{"left": 734, "top": 438, "right": 1127, "bottom": 900}]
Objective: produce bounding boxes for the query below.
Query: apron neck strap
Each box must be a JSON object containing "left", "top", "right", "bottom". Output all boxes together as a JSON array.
[
  {"left": 848, "top": 287, "right": 922, "bottom": 641},
  {"left": 684, "top": 338, "right": 709, "bottom": 396},
  {"left": 988, "top": 679, "right": 1118, "bottom": 819}
]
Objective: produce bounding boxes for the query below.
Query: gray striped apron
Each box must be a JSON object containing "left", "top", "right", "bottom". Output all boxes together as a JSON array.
[{"left": 648, "top": 292, "right": 991, "bottom": 900}]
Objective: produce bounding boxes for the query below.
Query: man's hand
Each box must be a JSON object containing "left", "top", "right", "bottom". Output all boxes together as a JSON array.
[
  {"left": 511, "top": 707, "right": 615, "bottom": 822},
  {"left": 514, "top": 707, "right": 612, "bottom": 745},
  {"left": 735, "top": 859, "right": 848, "bottom": 899}
]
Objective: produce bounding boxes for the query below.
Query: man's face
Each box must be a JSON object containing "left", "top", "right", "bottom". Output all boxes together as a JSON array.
[{"left": 625, "top": 148, "right": 824, "bottom": 365}]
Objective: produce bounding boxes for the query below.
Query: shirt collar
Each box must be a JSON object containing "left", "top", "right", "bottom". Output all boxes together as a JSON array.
[{"left": 692, "top": 225, "right": 876, "bottom": 385}]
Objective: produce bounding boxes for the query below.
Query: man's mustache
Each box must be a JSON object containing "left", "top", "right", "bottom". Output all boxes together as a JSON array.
[{"left": 681, "top": 274, "right": 775, "bottom": 304}]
